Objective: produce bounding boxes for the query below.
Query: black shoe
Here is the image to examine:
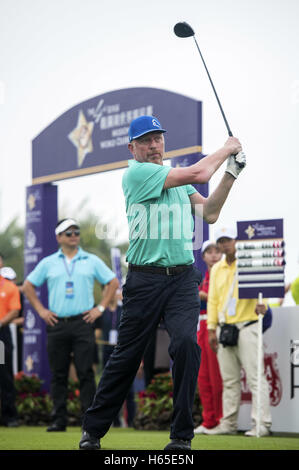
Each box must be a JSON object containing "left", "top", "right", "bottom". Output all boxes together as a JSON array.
[
  {"left": 79, "top": 430, "right": 101, "bottom": 450},
  {"left": 46, "top": 423, "right": 66, "bottom": 432},
  {"left": 164, "top": 439, "right": 191, "bottom": 451}
]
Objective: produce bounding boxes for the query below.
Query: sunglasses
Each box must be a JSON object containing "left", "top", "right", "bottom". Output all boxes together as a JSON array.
[{"left": 64, "top": 230, "right": 80, "bottom": 237}]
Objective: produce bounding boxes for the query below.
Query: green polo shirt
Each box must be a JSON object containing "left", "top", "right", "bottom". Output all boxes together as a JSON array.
[{"left": 122, "top": 159, "right": 197, "bottom": 266}]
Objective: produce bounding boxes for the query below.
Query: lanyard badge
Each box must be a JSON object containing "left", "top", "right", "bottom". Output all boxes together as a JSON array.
[
  {"left": 63, "top": 258, "right": 76, "bottom": 299},
  {"left": 65, "top": 281, "right": 74, "bottom": 299}
]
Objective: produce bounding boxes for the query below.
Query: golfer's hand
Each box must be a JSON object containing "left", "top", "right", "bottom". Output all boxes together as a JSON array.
[
  {"left": 39, "top": 308, "right": 58, "bottom": 326},
  {"left": 83, "top": 307, "right": 102, "bottom": 324},
  {"left": 224, "top": 136, "right": 242, "bottom": 155},
  {"left": 255, "top": 303, "right": 267, "bottom": 316},
  {"left": 208, "top": 329, "right": 218, "bottom": 353},
  {"left": 226, "top": 152, "right": 246, "bottom": 179}
]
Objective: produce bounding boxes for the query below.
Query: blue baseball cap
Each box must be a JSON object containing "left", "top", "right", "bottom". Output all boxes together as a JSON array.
[{"left": 128, "top": 115, "right": 166, "bottom": 142}]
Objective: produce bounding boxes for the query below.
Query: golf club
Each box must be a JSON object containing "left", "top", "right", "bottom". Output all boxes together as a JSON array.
[{"left": 174, "top": 21, "right": 245, "bottom": 167}]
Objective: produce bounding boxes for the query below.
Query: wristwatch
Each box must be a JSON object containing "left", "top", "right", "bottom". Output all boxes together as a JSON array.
[{"left": 97, "top": 305, "right": 105, "bottom": 314}]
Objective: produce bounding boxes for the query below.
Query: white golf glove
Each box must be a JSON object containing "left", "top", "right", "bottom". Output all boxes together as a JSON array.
[{"left": 225, "top": 151, "right": 246, "bottom": 179}]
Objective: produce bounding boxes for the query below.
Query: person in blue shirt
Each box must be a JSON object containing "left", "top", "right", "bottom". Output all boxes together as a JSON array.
[{"left": 23, "top": 218, "right": 119, "bottom": 432}]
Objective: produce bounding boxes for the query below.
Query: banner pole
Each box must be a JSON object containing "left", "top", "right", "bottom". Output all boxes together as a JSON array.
[{"left": 257, "top": 291, "right": 263, "bottom": 438}]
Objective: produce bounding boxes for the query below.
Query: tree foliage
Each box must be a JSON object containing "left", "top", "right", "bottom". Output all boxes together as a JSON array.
[{"left": 0, "top": 217, "right": 24, "bottom": 282}]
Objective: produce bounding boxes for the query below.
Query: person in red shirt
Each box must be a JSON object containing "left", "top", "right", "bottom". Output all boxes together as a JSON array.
[
  {"left": 0, "top": 253, "right": 21, "bottom": 426},
  {"left": 195, "top": 241, "right": 223, "bottom": 434}
]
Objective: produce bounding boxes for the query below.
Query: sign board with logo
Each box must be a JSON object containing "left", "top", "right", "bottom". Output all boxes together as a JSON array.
[
  {"left": 23, "top": 184, "right": 57, "bottom": 390},
  {"left": 238, "top": 306, "right": 299, "bottom": 432},
  {"left": 236, "top": 219, "right": 285, "bottom": 299},
  {"left": 32, "top": 87, "right": 202, "bottom": 184}
]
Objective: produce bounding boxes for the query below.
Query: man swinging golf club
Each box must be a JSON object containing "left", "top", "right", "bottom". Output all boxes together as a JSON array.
[{"left": 79, "top": 114, "right": 246, "bottom": 451}]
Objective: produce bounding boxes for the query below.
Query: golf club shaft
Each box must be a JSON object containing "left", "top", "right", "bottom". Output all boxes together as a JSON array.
[{"left": 193, "top": 36, "right": 233, "bottom": 137}]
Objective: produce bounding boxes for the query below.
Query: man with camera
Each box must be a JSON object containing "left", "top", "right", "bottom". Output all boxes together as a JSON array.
[{"left": 206, "top": 226, "right": 272, "bottom": 437}]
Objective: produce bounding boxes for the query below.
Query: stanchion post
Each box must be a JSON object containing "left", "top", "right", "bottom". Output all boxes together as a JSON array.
[{"left": 256, "top": 291, "right": 263, "bottom": 438}]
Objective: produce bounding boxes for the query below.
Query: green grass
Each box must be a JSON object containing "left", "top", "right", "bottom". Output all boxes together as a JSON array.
[{"left": 0, "top": 427, "right": 298, "bottom": 451}]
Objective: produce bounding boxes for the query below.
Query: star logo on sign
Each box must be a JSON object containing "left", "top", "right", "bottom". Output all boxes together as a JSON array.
[
  {"left": 68, "top": 110, "right": 94, "bottom": 167},
  {"left": 245, "top": 225, "right": 255, "bottom": 239},
  {"left": 27, "top": 194, "right": 36, "bottom": 210},
  {"left": 25, "top": 355, "right": 34, "bottom": 372}
]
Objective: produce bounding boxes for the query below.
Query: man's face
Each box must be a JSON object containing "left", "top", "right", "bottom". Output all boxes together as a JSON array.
[
  {"left": 203, "top": 246, "right": 222, "bottom": 269},
  {"left": 57, "top": 226, "right": 80, "bottom": 248},
  {"left": 128, "top": 132, "right": 165, "bottom": 165},
  {"left": 217, "top": 237, "right": 236, "bottom": 257}
]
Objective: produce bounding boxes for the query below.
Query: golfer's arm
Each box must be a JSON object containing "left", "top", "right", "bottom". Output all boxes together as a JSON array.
[
  {"left": 163, "top": 146, "right": 231, "bottom": 189},
  {"left": 189, "top": 172, "right": 235, "bottom": 223},
  {"left": 23, "top": 280, "right": 45, "bottom": 316}
]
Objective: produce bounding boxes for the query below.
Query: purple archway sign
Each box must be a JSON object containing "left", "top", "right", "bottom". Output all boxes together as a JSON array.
[{"left": 23, "top": 87, "right": 208, "bottom": 390}]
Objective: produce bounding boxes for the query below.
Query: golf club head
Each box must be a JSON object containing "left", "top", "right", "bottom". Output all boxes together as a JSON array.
[{"left": 173, "top": 22, "right": 195, "bottom": 38}]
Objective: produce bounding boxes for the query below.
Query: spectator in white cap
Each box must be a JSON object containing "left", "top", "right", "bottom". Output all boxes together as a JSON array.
[
  {"left": 206, "top": 225, "right": 272, "bottom": 436},
  {"left": 1, "top": 265, "right": 25, "bottom": 370},
  {"left": 1, "top": 267, "right": 17, "bottom": 282},
  {"left": 0, "top": 253, "right": 21, "bottom": 427},
  {"left": 23, "top": 218, "right": 119, "bottom": 432},
  {"left": 194, "top": 240, "right": 223, "bottom": 435}
]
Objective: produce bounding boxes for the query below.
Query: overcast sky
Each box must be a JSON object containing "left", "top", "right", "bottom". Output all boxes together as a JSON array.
[{"left": 0, "top": 0, "right": 298, "bottom": 300}]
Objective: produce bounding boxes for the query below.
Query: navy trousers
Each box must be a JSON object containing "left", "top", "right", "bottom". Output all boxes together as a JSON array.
[
  {"left": 83, "top": 265, "right": 201, "bottom": 440},
  {"left": 47, "top": 317, "right": 96, "bottom": 426}
]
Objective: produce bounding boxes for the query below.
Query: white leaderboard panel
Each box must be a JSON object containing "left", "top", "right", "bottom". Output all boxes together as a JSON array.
[
  {"left": 237, "top": 219, "right": 285, "bottom": 299},
  {"left": 238, "top": 306, "right": 299, "bottom": 433}
]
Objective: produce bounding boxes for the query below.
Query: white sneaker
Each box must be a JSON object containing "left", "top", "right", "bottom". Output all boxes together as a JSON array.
[
  {"left": 203, "top": 423, "right": 237, "bottom": 435},
  {"left": 244, "top": 425, "right": 271, "bottom": 437},
  {"left": 194, "top": 424, "right": 208, "bottom": 434}
]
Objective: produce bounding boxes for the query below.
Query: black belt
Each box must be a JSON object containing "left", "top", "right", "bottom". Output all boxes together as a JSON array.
[
  {"left": 244, "top": 320, "right": 258, "bottom": 328},
  {"left": 57, "top": 314, "right": 83, "bottom": 322},
  {"left": 129, "top": 264, "right": 192, "bottom": 276}
]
